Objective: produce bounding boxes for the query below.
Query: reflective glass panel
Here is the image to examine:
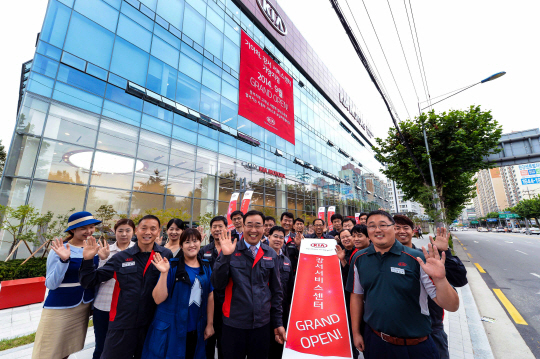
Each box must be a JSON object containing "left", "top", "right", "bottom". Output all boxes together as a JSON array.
[
  {"left": 90, "top": 151, "right": 137, "bottom": 190},
  {"left": 97, "top": 118, "right": 139, "bottom": 157},
  {"left": 167, "top": 167, "right": 195, "bottom": 197},
  {"left": 133, "top": 161, "right": 168, "bottom": 194},
  {"left": 137, "top": 130, "right": 171, "bottom": 164},
  {"left": 34, "top": 139, "right": 90, "bottom": 184},
  {"left": 86, "top": 187, "right": 130, "bottom": 215},
  {"left": 110, "top": 37, "right": 150, "bottom": 86},
  {"left": 44, "top": 103, "right": 99, "bottom": 148},
  {"left": 41, "top": 0, "right": 71, "bottom": 49}
]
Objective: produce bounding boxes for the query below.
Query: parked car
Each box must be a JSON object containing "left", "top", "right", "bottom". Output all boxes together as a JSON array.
[
  {"left": 512, "top": 228, "right": 520, "bottom": 233},
  {"left": 526, "top": 228, "right": 540, "bottom": 235},
  {"left": 520, "top": 228, "right": 528, "bottom": 234},
  {"left": 496, "top": 227, "right": 505, "bottom": 233}
]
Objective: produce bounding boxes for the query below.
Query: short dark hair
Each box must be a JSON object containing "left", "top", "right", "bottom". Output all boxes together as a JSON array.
[
  {"left": 166, "top": 218, "right": 185, "bottom": 231},
  {"left": 210, "top": 215, "right": 228, "bottom": 227},
  {"left": 393, "top": 215, "right": 414, "bottom": 228},
  {"left": 293, "top": 218, "right": 305, "bottom": 225},
  {"left": 360, "top": 212, "right": 368, "bottom": 217},
  {"left": 366, "top": 210, "right": 395, "bottom": 224},
  {"left": 351, "top": 224, "right": 368, "bottom": 237},
  {"left": 338, "top": 228, "right": 352, "bottom": 239},
  {"left": 280, "top": 212, "right": 294, "bottom": 222},
  {"left": 230, "top": 210, "right": 244, "bottom": 219},
  {"left": 265, "top": 216, "right": 276, "bottom": 224},
  {"left": 180, "top": 228, "right": 201, "bottom": 246},
  {"left": 138, "top": 215, "right": 161, "bottom": 228},
  {"left": 331, "top": 213, "right": 343, "bottom": 222},
  {"left": 342, "top": 217, "right": 355, "bottom": 226},
  {"left": 269, "top": 226, "right": 286, "bottom": 236},
  {"left": 114, "top": 218, "right": 135, "bottom": 232},
  {"left": 244, "top": 210, "right": 265, "bottom": 224},
  {"left": 313, "top": 218, "right": 325, "bottom": 226}
]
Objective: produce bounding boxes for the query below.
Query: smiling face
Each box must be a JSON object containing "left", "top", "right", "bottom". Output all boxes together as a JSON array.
[
  {"left": 313, "top": 220, "right": 325, "bottom": 236},
  {"left": 359, "top": 215, "right": 368, "bottom": 225},
  {"left": 340, "top": 230, "right": 354, "bottom": 250},
  {"left": 395, "top": 223, "right": 414, "bottom": 247},
  {"left": 181, "top": 235, "right": 201, "bottom": 259},
  {"left": 167, "top": 223, "right": 183, "bottom": 243},
  {"left": 352, "top": 232, "right": 370, "bottom": 250},
  {"left": 231, "top": 214, "right": 244, "bottom": 232},
  {"left": 115, "top": 224, "right": 133, "bottom": 246},
  {"left": 269, "top": 230, "right": 285, "bottom": 253},
  {"left": 281, "top": 216, "right": 293, "bottom": 232},
  {"left": 366, "top": 214, "right": 395, "bottom": 252},
  {"left": 332, "top": 219, "right": 342, "bottom": 232},
  {"left": 72, "top": 224, "right": 96, "bottom": 242},
  {"left": 244, "top": 214, "right": 265, "bottom": 245},
  {"left": 136, "top": 219, "right": 160, "bottom": 249},
  {"left": 294, "top": 221, "right": 305, "bottom": 234},
  {"left": 264, "top": 219, "right": 276, "bottom": 237},
  {"left": 211, "top": 220, "right": 226, "bottom": 241}
]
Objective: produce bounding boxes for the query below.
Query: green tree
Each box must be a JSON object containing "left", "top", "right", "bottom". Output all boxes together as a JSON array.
[
  {"left": 0, "top": 205, "right": 47, "bottom": 259},
  {"left": 0, "top": 139, "right": 6, "bottom": 176},
  {"left": 94, "top": 205, "right": 118, "bottom": 240},
  {"left": 511, "top": 196, "right": 540, "bottom": 226},
  {"left": 373, "top": 106, "right": 502, "bottom": 224}
]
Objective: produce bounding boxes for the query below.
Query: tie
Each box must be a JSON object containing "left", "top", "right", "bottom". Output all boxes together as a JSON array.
[{"left": 250, "top": 245, "right": 257, "bottom": 258}]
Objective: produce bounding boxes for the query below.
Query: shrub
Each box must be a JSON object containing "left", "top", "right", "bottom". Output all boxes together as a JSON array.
[{"left": 0, "top": 258, "right": 47, "bottom": 281}]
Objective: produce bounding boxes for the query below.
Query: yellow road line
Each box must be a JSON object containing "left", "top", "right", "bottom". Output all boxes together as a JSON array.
[
  {"left": 474, "top": 263, "right": 486, "bottom": 273},
  {"left": 493, "top": 289, "right": 528, "bottom": 325},
  {"left": 467, "top": 253, "right": 472, "bottom": 258},
  {"left": 463, "top": 247, "right": 467, "bottom": 250}
]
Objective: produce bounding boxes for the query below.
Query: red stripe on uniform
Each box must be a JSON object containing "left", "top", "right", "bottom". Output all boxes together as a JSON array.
[
  {"left": 222, "top": 278, "right": 234, "bottom": 318},
  {"left": 143, "top": 250, "right": 156, "bottom": 276},
  {"left": 253, "top": 247, "right": 264, "bottom": 268},
  {"left": 109, "top": 272, "right": 120, "bottom": 322},
  {"left": 349, "top": 249, "right": 359, "bottom": 264}
]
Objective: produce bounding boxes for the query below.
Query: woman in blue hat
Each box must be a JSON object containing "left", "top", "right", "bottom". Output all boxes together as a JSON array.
[{"left": 32, "top": 211, "right": 105, "bottom": 359}]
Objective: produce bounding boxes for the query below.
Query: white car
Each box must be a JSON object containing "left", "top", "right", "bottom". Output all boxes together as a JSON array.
[
  {"left": 526, "top": 228, "right": 540, "bottom": 235},
  {"left": 511, "top": 228, "right": 520, "bottom": 233}
]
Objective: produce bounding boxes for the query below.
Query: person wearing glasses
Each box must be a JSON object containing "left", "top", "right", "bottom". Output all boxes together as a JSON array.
[
  {"left": 305, "top": 218, "right": 334, "bottom": 239},
  {"left": 346, "top": 210, "right": 459, "bottom": 359},
  {"left": 211, "top": 210, "right": 286, "bottom": 359}
]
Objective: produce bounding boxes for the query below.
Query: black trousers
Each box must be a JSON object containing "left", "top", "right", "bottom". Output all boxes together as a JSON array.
[
  {"left": 206, "top": 304, "right": 224, "bottom": 359},
  {"left": 221, "top": 323, "right": 271, "bottom": 359},
  {"left": 186, "top": 330, "right": 198, "bottom": 359},
  {"left": 363, "top": 325, "right": 440, "bottom": 359},
  {"left": 101, "top": 325, "right": 150, "bottom": 359},
  {"left": 92, "top": 308, "right": 109, "bottom": 359}
]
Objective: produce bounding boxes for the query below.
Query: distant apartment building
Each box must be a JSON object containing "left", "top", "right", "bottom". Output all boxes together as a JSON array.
[
  {"left": 386, "top": 181, "right": 423, "bottom": 215},
  {"left": 474, "top": 168, "right": 509, "bottom": 215}
]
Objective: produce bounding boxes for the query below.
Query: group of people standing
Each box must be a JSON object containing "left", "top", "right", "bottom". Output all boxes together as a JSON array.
[{"left": 32, "top": 208, "right": 466, "bottom": 359}]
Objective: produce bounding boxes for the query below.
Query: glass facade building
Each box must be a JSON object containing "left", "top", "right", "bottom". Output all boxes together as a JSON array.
[{"left": 1, "top": 0, "right": 391, "bottom": 258}]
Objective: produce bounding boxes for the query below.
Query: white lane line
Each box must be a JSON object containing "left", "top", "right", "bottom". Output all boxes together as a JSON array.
[
  {"left": 516, "top": 250, "right": 528, "bottom": 255},
  {"left": 531, "top": 273, "right": 540, "bottom": 279},
  {"left": 474, "top": 241, "right": 479, "bottom": 243},
  {"left": 505, "top": 241, "right": 513, "bottom": 243}
]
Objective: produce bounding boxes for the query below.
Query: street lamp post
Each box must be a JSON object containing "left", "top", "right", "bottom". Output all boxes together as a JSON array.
[{"left": 418, "top": 71, "right": 506, "bottom": 222}]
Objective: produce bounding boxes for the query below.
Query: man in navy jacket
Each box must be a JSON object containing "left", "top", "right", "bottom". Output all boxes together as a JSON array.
[{"left": 211, "top": 210, "right": 286, "bottom": 359}]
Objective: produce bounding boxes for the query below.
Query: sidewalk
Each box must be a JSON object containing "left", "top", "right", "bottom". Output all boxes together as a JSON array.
[{"left": 0, "top": 235, "right": 494, "bottom": 359}]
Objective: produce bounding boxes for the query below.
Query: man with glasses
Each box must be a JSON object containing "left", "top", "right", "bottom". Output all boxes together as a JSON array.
[
  {"left": 305, "top": 219, "right": 334, "bottom": 239},
  {"left": 346, "top": 210, "right": 459, "bottom": 359},
  {"left": 394, "top": 215, "right": 467, "bottom": 359},
  {"left": 211, "top": 210, "right": 286, "bottom": 359}
]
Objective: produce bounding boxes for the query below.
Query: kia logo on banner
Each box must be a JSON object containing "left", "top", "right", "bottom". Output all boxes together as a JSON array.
[
  {"left": 257, "top": 0, "right": 287, "bottom": 36},
  {"left": 311, "top": 243, "right": 327, "bottom": 248},
  {"left": 266, "top": 117, "right": 276, "bottom": 125}
]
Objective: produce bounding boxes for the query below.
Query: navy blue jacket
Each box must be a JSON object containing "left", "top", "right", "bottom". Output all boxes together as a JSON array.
[{"left": 211, "top": 240, "right": 283, "bottom": 329}]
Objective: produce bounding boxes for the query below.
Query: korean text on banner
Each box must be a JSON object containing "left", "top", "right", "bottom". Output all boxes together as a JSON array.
[
  {"left": 327, "top": 206, "right": 336, "bottom": 232},
  {"left": 240, "top": 190, "right": 254, "bottom": 214},
  {"left": 283, "top": 239, "right": 352, "bottom": 359},
  {"left": 354, "top": 213, "right": 360, "bottom": 224},
  {"left": 318, "top": 207, "right": 325, "bottom": 221},
  {"left": 226, "top": 192, "right": 240, "bottom": 231},
  {"left": 238, "top": 30, "right": 295, "bottom": 144}
]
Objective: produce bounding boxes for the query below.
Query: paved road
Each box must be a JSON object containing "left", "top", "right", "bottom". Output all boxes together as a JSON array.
[{"left": 452, "top": 230, "right": 540, "bottom": 357}]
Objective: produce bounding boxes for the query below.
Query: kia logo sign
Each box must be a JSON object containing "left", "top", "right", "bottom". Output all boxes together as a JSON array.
[
  {"left": 311, "top": 243, "right": 327, "bottom": 248},
  {"left": 257, "top": 0, "right": 287, "bottom": 36},
  {"left": 266, "top": 117, "right": 276, "bottom": 125}
]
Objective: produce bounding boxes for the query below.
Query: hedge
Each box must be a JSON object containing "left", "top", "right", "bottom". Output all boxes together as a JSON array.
[{"left": 0, "top": 258, "right": 47, "bottom": 281}]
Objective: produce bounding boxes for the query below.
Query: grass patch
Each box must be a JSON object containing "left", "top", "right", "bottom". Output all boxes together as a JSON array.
[{"left": 0, "top": 332, "right": 36, "bottom": 351}]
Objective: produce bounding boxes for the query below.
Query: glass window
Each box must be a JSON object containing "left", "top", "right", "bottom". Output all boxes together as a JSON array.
[
  {"left": 176, "top": 73, "right": 201, "bottom": 110},
  {"left": 53, "top": 82, "right": 103, "bottom": 114},
  {"left": 86, "top": 187, "right": 130, "bottom": 215},
  {"left": 103, "top": 0, "right": 121, "bottom": 9},
  {"left": 224, "top": 22, "right": 240, "bottom": 46},
  {"left": 181, "top": 42, "right": 203, "bottom": 63},
  {"left": 97, "top": 118, "right": 139, "bottom": 157},
  {"left": 37, "top": 41, "right": 63, "bottom": 61},
  {"left": 86, "top": 63, "right": 108, "bottom": 80},
  {"left": 74, "top": 0, "right": 119, "bottom": 32},
  {"left": 16, "top": 95, "right": 49, "bottom": 136},
  {"left": 165, "top": 196, "right": 193, "bottom": 222},
  {"left": 170, "top": 139, "right": 196, "bottom": 169},
  {"left": 179, "top": 53, "right": 202, "bottom": 81},
  {"left": 108, "top": 73, "right": 128, "bottom": 89},
  {"left": 197, "top": 135, "right": 218, "bottom": 152},
  {"left": 57, "top": 65, "right": 106, "bottom": 96},
  {"left": 202, "top": 68, "right": 221, "bottom": 94},
  {"left": 130, "top": 192, "right": 165, "bottom": 215},
  {"left": 44, "top": 103, "right": 99, "bottom": 148},
  {"left": 204, "top": 23, "right": 223, "bottom": 60},
  {"left": 143, "top": 102, "right": 174, "bottom": 123},
  {"left": 156, "top": 0, "right": 184, "bottom": 30},
  {"left": 64, "top": 12, "right": 115, "bottom": 69},
  {"left": 121, "top": 0, "right": 154, "bottom": 31},
  {"left": 220, "top": 97, "right": 237, "bottom": 126},
  {"left": 223, "top": 38, "right": 239, "bottom": 71},
  {"left": 28, "top": 180, "right": 87, "bottom": 215},
  {"left": 133, "top": 161, "right": 168, "bottom": 194},
  {"left": 102, "top": 100, "right": 142, "bottom": 126},
  {"left": 221, "top": 79, "right": 238, "bottom": 104},
  {"left": 200, "top": 86, "right": 220, "bottom": 120},
  {"left": 141, "top": 114, "right": 173, "bottom": 136},
  {"left": 151, "top": 36, "right": 179, "bottom": 68},
  {"left": 117, "top": 14, "right": 152, "bottom": 52},
  {"left": 183, "top": 4, "right": 205, "bottom": 46},
  {"left": 217, "top": 154, "right": 235, "bottom": 178},
  {"left": 33, "top": 54, "right": 59, "bottom": 78},
  {"left": 41, "top": 0, "right": 71, "bottom": 49},
  {"left": 27, "top": 72, "right": 54, "bottom": 98},
  {"left": 34, "top": 139, "right": 91, "bottom": 184},
  {"left": 154, "top": 24, "right": 181, "bottom": 49},
  {"left": 146, "top": 57, "right": 177, "bottom": 100},
  {"left": 174, "top": 113, "right": 197, "bottom": 131},
  {"left": 105, "top": 84, "right": 143, "bottom": 111},
  {"left": 140, "top": 0, "right": 157, "bottom": 11},
  {"left": 194, "top": 173, "right": 216, "bottom": 199},
  {"left": 3, "top": 136, "right": 40, "bottom": 178},
  {"left": 172, "top": 125, "right": 197, "bottom": 144},
  {"left": 196, "top": 148, "right": 218, "bottom": 175},
  {"left": 137, "top": 130, "right": 170, "bottom": 164},
  {"left": 90, "top": 151, "right": 138, "bottom": 190},
  {"left": 167, "top": 167, "right": 195, "bottom": 197},
  {"left": 193, "top": 199, "right": 216, "bottom": 221},
  {"left": 61, "top": 51, "right": 86, "bottom": 71},
  {"left": 206, "top": 7, "right": 224, "bottom": 31},
  {"left": 110, "top": 37, "right": 149, "bottom": 86}
]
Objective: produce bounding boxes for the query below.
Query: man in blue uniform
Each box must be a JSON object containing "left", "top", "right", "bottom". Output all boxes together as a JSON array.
[{"left": 305, "top": 219, "right": 334, "bottom": 239}]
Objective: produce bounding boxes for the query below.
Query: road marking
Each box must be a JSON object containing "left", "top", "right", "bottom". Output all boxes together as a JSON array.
[
  {"left": 493, "top": 289, "right": 528, "bottom": 325},
  {"left": 531, "top": 273, "right": 540, "bottom": 279},
  {"left": 474, "top": 241, "right": 479, "bottom": 243},
  {"left": 505, "top": 241, "right": 513, "bottom": 243},
  {"left": 515, "top": 250, "right": 528, "bottom": 255},
  {"left": 474, "top": 263, "right": 486, "bottom": 273},
  {"left": 467, "top": 253, "right": 472, "bottom": 258},
  {"left": 463, "top": 247, "right": 467, "bottom": 250}
]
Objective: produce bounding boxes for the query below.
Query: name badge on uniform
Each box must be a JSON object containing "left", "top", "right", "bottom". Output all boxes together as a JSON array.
[
  {"left": 122, "top": 261, "right": 136, "bottom": 267},
  {"left": 204, "top": 253, "right": 212, "bottom": 257},
  {"left": 391, "top": 267, "right": 405, "bottom": 275}
]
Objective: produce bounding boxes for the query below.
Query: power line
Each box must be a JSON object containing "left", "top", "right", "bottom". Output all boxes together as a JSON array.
[{"left": 408, "top": 0, "right": 431, "bottom": 108}]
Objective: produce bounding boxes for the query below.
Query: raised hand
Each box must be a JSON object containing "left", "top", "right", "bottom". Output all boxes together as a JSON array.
[
  {"left": 335, "top": 245, "right": 346, "bottom": 266},
  {"left": 294, "top": 233, "right": 303, "bottom": 248},
  {"left": 97, "top": 238, "right": 110, "bottom": 260},
  {"left": 83, "top": 236, "right": 101, "bottom": 260},
  {"left": 197, "top": 225, "right": 207, "bottom": 241},
  {"left": 51, "top": 237, "right": 70, "bottom": 262},
  {"left": 219, "top": 230, "right": 237, "bottom": 256},
  {"left": 429, "top": 227, "right": 450, "bottom": 252},
  {"left": 416, "top": 243, "right": 446, "bottom": 282},
  {"left": 274, "top": 326, "right": 287, "bottom": 344},
  {"left": 151, "top": 252, "right": 170, "bottom": 273}
]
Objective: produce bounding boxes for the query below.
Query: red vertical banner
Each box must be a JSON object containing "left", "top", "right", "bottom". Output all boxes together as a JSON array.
[
  {"left": 240, "top": 190, "right": 254, "bottom": 214},
  {"left": 327, "top": 206, "right": 336, "bottom": 232},
  {"left": 283, "top": 239, "right": 352, "bottom": 359},
  {"left": 355, "top": 213, "right": 360, "bottom": 224},
  {"left": 318, "top": 207, "right": 325, "bottom": 221},
  {"left": 226, "top": 192, "right": 240, "bottom": 231},
  {"left": 238, "top": 30, "right": 295, "bottom": 144}
]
